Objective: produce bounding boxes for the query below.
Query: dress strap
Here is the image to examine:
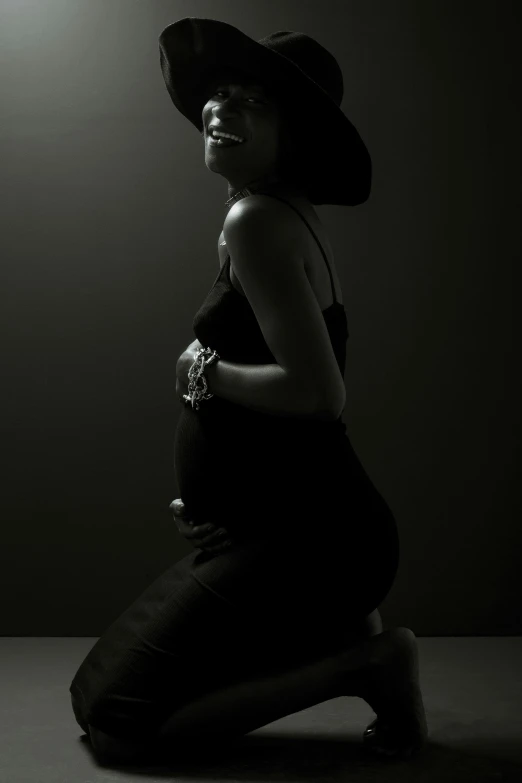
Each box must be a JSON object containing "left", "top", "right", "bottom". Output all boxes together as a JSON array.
[{"left": 256, "top": 193, "right": 337, "bottom": 305}]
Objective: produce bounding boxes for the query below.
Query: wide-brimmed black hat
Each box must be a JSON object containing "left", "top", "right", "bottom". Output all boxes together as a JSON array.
[{"left": 158, "top": 17, "right": 372, "bottom": 206}]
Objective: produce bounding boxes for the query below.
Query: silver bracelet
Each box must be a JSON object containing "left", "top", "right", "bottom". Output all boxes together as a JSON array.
[{"left": 182, "top": 347, "right": 221, "bottom": 410}]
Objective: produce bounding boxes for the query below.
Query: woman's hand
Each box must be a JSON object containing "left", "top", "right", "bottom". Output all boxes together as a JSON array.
[
  {"left": 176, "top": 338, "right": 205, "bottom": 401},
  {"left": 176, "top": 376, "right": 189, "bottom": 400},
  {"left": 176, "top": 339, "right": 205, "bottom": 383},
  {"left": 169, "top": 498, "right": 233, "bottom": 553}
]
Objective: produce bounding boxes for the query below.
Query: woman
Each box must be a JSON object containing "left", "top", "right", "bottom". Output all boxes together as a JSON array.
[{"left": 69, "top": 18, "right": 428, "bottom": 765}]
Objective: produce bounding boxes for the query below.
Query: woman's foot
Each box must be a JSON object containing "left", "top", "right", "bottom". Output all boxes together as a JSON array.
[{"left": 337, "top": 627, "right": 428, "bottom": 760}]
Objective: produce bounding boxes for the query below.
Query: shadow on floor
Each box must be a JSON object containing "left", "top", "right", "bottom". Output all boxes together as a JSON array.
[{"left": 79, "top": 730, "right": 522, "bottom": 782}]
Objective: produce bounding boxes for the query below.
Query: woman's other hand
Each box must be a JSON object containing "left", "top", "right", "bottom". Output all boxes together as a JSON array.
[{"left": 169, "top": 498, "right": 233, "bottom": 553}]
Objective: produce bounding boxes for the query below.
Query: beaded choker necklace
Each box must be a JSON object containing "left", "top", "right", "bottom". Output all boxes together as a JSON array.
[
  {"left": 224, "top": 175, "right": 285, "bottom": 209},
  {"left": 224, "top": 186, "right": 256, "bottom": 209}
]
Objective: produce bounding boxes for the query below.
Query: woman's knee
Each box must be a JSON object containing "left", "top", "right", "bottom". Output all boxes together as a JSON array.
[
  {"left": 88, "top": 724, "right": 158, "bottom": 765},
  {"left": 71, "top": 692, "right": 90, "bottom": 735}
]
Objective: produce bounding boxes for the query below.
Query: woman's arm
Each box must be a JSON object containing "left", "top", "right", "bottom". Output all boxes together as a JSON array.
[
  {"left": 177, "top": 345, "right": 341, "bottom": 420},
  {"left": 204, "top": 358, "right": 340, "bottom": 420}
]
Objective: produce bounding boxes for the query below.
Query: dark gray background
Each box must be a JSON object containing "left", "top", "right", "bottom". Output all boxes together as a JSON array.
[{"left": 1, "top": 0, "right": 520, "bottom": 636}]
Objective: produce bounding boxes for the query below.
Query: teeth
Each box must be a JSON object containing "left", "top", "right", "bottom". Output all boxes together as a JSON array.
[{"left": 211, "top": 130, "right": 244, "bottom": 143}]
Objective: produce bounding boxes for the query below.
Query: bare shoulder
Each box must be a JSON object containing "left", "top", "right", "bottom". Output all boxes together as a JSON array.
[
  {"left": 225, "top": 193, "right": 290, "bottom": 220},
  {"left": 224, "top": 194, "right": 304, "bottom": 248},
  {"left": 218, "top": 192, "right": 342, "bottom": 308}
]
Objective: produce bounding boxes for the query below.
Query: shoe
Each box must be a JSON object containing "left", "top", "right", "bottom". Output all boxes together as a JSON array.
[{"left": 363, "top": 716, "right": 426, "bottom": 759}]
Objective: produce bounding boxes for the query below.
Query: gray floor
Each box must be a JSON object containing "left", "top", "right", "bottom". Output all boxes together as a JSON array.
[{"left": 1, "top": 637, "right": 521, "bottom": 782}]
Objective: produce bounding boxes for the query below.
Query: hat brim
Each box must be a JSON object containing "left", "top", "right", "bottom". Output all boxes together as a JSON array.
[{"left": 159, "top": 17, "right": 371, "bottom": 206}]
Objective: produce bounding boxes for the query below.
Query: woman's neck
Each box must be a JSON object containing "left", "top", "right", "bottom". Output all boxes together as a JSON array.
[
  {"left": 227, "top": 173, "right": 281, "bottom": 200},
  {"left": 226, "top": 176, "right": 303, "bottom": 207}
]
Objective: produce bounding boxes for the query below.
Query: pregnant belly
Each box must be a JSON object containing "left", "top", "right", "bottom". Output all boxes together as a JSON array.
[
  {"left": 173, "top": 402, "right": 395, "bottom": 546},
  {"left": 173, "top": 406, "right": 224, "bottom": 523},
  {"left": 173, "top": 402, "right": 298, "bottom": 534}
]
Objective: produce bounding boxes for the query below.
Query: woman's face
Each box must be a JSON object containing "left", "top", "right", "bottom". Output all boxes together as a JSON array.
[{"left": 201, "top": 78, "right": 284, "bottom": 187}]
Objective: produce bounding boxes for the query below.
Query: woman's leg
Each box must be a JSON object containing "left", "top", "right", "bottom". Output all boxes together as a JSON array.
[
  {"left": 156, "top": 626, "right": 427, "bottom": 761},
  {"left": 156, "top": 615, "right": 384, "bottom": 745},
  {"left": 86, "top": 610, "right": 390, "bottom": 765}
]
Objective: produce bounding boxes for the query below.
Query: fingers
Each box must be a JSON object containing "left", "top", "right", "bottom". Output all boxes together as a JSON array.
[
  {"left": 192, "top": 525, "right": 233, "bottom": 551},
  {"left": 169, "top": 499, "right": 210, "bottom": 537},
  {"left": 169, "top": 499, "right": 233, "bottom": 551},
  {"left": 198, "top": 527, "right": 232, "bottom": 550},
  {"left": 169, "top": 498, "right": 190, "bottom": 520}
]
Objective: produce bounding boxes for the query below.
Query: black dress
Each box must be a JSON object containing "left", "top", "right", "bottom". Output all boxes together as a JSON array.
[{"left": 69, "top": 193, "right": 400, "bottom": 741}]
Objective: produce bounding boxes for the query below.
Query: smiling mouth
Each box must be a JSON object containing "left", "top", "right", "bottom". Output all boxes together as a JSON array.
[{"left": 207, "top": 132, "right": 247, "bottom": 148}]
